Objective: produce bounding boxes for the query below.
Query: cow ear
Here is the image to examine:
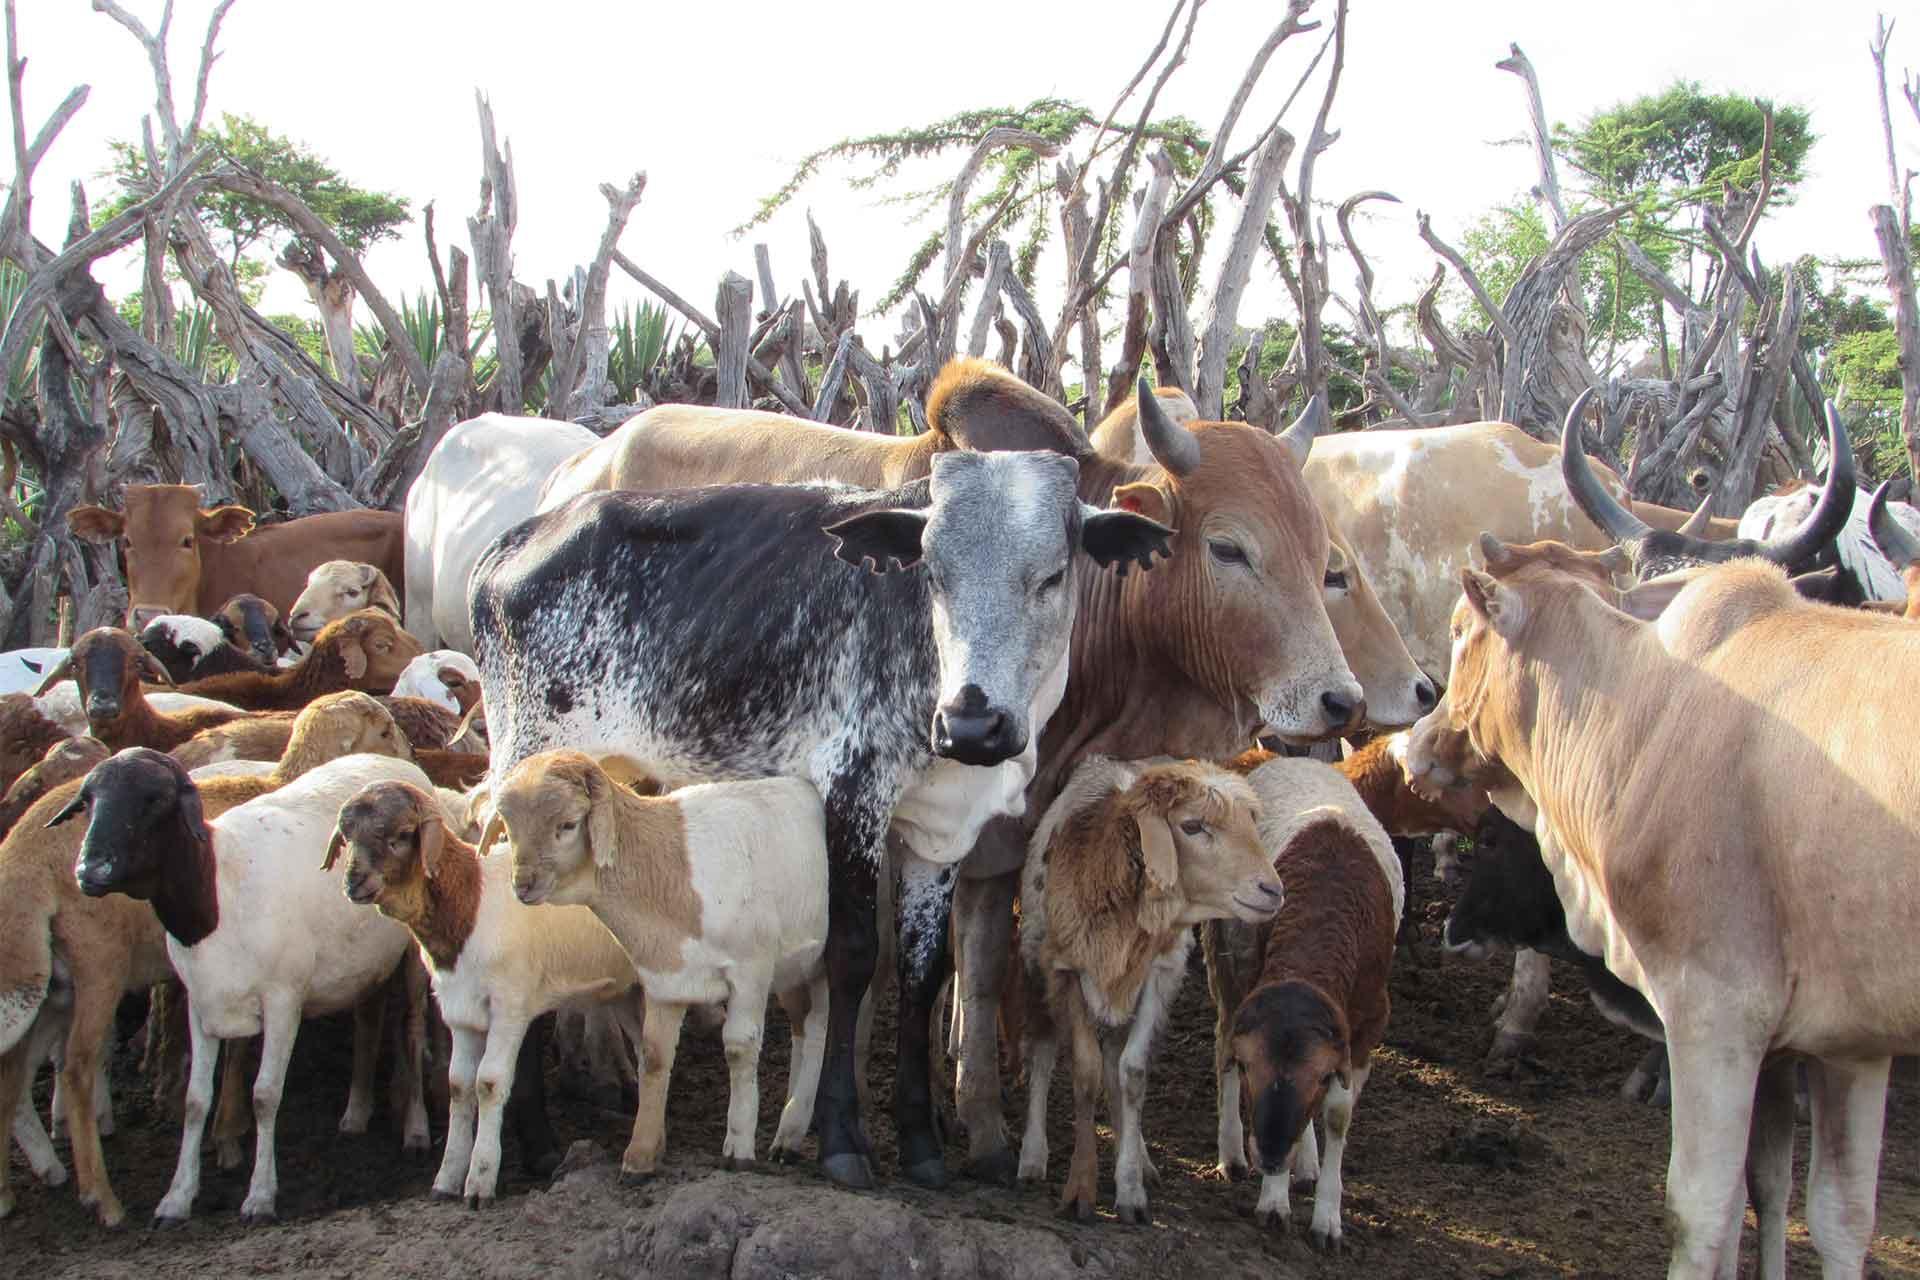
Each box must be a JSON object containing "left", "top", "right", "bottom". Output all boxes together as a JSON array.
[
  {"left": 1461, "top": 569, "right": 1524, "bottom": 637},
  {"left": 67, "top": 506, "right": 125, "bottom": 544},
  {"left": 1615, "top": 572, "right": 1694, "bottom": 622},
  {"left": 1080, "top": 505, "right": 1175, "bottom": 577},
  {"left": 196, "top": 505, "right": 255, "bottom": 544},
  {"left": 339, "top": 637, "right": 368, "bottom": 680},
  {"left": 1111, "top": 481, "right": 1172, "bottom": 526},
  {"left": 822, "top": 509, "right": 928, "bottom": 573}
]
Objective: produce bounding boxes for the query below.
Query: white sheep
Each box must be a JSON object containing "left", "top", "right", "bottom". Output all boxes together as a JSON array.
[
  {"left": 489, "top": 749, "right": 829, "bottom": 1177},
  {"left": 327, "top": 779, "right": 645, "bottom": 1205},
  {"left": 57, "top": 747, "right": 434, "bottom": 1224}
]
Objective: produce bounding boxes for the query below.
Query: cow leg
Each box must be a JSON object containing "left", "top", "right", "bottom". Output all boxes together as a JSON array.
[
  {"left": 1745, "top": 1055, "right": 1797, "bottom": 1280},
  {"left": 813, "top": 775, "right": 885, "bottom": 1190},
  {"left": 893, "top": 852, "right": 956, "bottom": 1187},
  {"left": 1662, "top": 1036, "right": 1764, "bottom": 1280},
  {"left": 955, "top": 847, "right": 1022, "bottom": 1183},
  {"left": 1487, "top": 948, "right": 1550, "bottom": 1070},
  {"left": 1803, "top": 1055, "right": 1890, "bottom": 1278}
]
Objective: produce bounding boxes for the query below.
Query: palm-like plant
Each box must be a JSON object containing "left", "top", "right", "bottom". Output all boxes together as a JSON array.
[{"left": 607, "top": 300, "right": 678, "bottom": 403}]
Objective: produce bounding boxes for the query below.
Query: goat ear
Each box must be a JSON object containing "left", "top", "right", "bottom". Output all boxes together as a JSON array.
[
  {"left": 364, "top": 569, "right": 402, "bottom": 619},
  {"left": 477, "top": 811, "right": 506, "bottom": 856},
  {"left": 31, "top": 653, "right": 74, "bottom": 698},
  {"left": 1138, "top": 811, "right": 1180, "bottom": 892},
  {"left": 339, "top": 637, "right": 368, "bottom": 681},
  {"left": 418, "top": 813, "right": 447, "bottom": 879},
  {"left": 138, "top": 650, "right": 175, "bottom": 686},
  {"left": 322, "top": 825, "right": 347, "bottom": 872},
  {"left": 584, "top": 769, "right": 619, "bottom": 870},
  {"left": 177, "top": 782, "right": 212, "bottom": 848},
  {"left": 44, "top": 787, "right": 87, "bottom": 829},
  {"left": 436, "top": 665, "right": 468, "bottom": 692}
]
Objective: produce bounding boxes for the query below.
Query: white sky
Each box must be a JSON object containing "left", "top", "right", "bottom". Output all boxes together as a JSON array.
[{"left": 12, "top": 0, "right": 1920, "bottom": 359}]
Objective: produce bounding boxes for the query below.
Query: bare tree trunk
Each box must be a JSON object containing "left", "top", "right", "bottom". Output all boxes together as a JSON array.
[
  {"left": 279, "top": 238, "right": 361, "bottom": 397},
  {"left": 1873, "top": 204, "right": 1920, "bottom": 481},
  {"left": 469, "top": 92, "right": 521, "bottom": 414},
  {"left": 713, "top": 272, "right": 753, "bottom": 410},
  {"left": 1196, "top": 125, "right": 1294, "bottom": 420}
]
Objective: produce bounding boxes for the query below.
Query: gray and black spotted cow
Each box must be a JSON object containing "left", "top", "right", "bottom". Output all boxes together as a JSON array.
[{"left": 468, "top": 448, "right": 1173, "bottom": 1189}]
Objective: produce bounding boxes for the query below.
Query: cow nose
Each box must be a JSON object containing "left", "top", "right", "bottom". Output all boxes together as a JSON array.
[
  {"left": 932, "top": 685, "right": 1025, "bottom": 765},
  {"left": 1321, "top": 687, "right": 1362, "bottom": 729},
  {"left": 1414, "top": 678, "right": 1438, "bottom": 712}
]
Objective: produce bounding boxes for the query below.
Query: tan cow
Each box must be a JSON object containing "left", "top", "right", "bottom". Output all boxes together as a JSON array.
[
  {"left": 534, "top": 356, "right": 1094, "bottom": 513},
  {"left": 68, "top": 486, "right": 404, "bottom": 631},
  {"left": 1093, "top": 389, "right": 1436, "bottom": 727},
  {"left": 1408, "top": 546, "right": 1920, "bottom": 1278}
]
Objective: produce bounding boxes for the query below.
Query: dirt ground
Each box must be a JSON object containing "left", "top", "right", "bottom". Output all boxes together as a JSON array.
[{"left": 9, "top": 840, "right": 1919, "bottom": 1278}]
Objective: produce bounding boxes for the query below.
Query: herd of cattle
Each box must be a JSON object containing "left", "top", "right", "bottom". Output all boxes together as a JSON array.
[{"left": 0, "top": 355, "right": 1916, "bottom": 1277}]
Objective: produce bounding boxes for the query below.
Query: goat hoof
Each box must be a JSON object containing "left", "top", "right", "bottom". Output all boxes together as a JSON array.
[
  {"left": 429, "top": 1188, "right": 461, "bottom": 1202},
  {"left": 1309, "top": 1227, "right": 1342, "bottom": 1253},
  {"left": 465, "top": 1193, "right": 493, "bottom": 1211},
  {"left": 151, "top": 1212, "right": 189, "bottom": 1230},
  {"left": 901, "top": 1156, "right": 949, "bottom": 1190},
  {"left": 239, "top": 1208, "right": 277, "bottom": 1227},
  {"left": 1116, "top": 1201, "right": 1151, "bottom": 1226},
  {"left": 963, "top": 1149, "right": 1018, "bottom": 1187},
  {"left": 1215, "top": 1159, "right": 1248, "bottom": 1183},
  {"left": 821, "top": 1153, "right": 875, "bottom": 1190},
  {"left": 618, "top": 1168, "right": 657, "bottom": 1187},
  {"left": 769, "top": 1144, "right": 804, "bottom": 1166},
  {"left": 40, "top": 1163, "right": 70, "bottom": 1188},
  {"left": 1254, "top": 1208, "right": 1290, "bottom": 1232}
]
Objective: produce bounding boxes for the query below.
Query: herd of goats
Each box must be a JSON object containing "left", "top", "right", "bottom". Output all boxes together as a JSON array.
[{"left": 0, "top": 354, "right": 1915, "bottom": 1279}]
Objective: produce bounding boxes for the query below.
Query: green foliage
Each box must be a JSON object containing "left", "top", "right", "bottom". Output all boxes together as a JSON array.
[
  {"left": 175, "top": 304, "right": 236, "bottom": 382},
  {"left": 1828, "top": 328, "right": 1902, "bottom": 411},
  {"left": 103, "top": 113, "right": 411, "bottom": 264},
  {"left": 740, "top": 98, "right": 1208, "bottom": 315},
  {"left": 0, "top": 262, "right": 36, "bottom": 403},
  {"left": 356, "top": 290, "right": 444, "bottom": 372},
  {"left": 1554, "top": 83, "right": 1813, "bottom": 210},
  {"left": 1459, "top": 200, "right": 1677, "bottom": 351},
  {"left": 262, "top": 312, "right": 328, "bottom": 369},
  {"left": 607, "top": 300, "right": 679, "bottom": 403}
]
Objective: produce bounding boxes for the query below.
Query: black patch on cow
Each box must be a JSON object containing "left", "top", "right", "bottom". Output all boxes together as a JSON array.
[{"left": 545, "top": 681, "right": 574, "bottom": 715}]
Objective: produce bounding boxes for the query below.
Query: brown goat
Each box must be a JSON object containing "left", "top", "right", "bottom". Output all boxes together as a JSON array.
[
  {"left": 1205, "top": 756, "right": 1400, "bottom": 1249},
  {"left": 176, "top": 609, "right": 422, "bottom": 711},
  {"left": 1230, "top": 733, "right": 1489, "bottom": 838},
  {"left": 212, "top": 594, "right": 297, "bottom": 665},
  {"left": 1015, "top": 757, "right": 1279, "bottom": 1224},
  {"left": 0, "top": 692, "right": 75, "bottom": 796},
  {"left": 169, "top": 695, "right": 477, "bottom": 775},
  {"left": 33, "top": 629, "right": 246, "bottom": 752},
  {"left": 0, "top": 736, "right": 108, "bottom": 838}
]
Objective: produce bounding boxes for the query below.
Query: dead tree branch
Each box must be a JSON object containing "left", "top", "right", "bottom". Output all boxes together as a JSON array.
[{"left": 1494, "top": 43, "right": 1568, "bottom": 232}]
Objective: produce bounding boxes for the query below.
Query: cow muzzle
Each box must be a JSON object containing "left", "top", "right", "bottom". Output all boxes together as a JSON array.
[{"left": 931, "top": 684, "right": 1026, "bottom": 766}]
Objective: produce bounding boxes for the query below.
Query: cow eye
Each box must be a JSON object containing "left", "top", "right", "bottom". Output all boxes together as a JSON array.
[
  {"left": 558, "top": 819, "right": 578, "bottom": 834},
  {"left": 346, "top": 587, "right": 361, "bottom": 598},
  {"left": 1324, "top": 570, "right": 1348, "bottom": 591},
  {"left": 1179, "top": 817, "right": 1206, "bottom": 836},
  {"left": 1208, "top": 538, "right": 1247, "bottom": 566},
  {"left": 1037, "top": 568, "right": 1065, "bottom": 595},
  {"left": 180, "top": 536, "right": 194, "bottom": 549}
]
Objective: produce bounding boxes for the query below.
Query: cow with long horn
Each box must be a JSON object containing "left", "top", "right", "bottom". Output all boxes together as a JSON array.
[{"left": 1562, "top": 387, "right": 1856, "bottom": 581}]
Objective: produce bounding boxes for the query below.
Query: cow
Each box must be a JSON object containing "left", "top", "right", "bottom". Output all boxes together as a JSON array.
[
  {"left": 532, "top": 356, "right": 1094, "bottom": 513},
  {"left": 1405, "top": 542, "right": 1920, "bottom": 1278},
  {"left": 67, "top": 486, "right": 405, "bottom": 631},
  {"left": 402, "top": 414, "right": 599, "bottom": 654},
  {"left": 949, "top": 385, "right": 1361, "bottom": 1185},
  {"left": 468, "top": 448, "right": 1177, "bottom": 1190},
  {"left": 1560, "top": 388, "right": 1857, "bottom": 584},
  {"left": 1739, "top": 475, "right": 1920, "bottom": 607},
  {"left": 1865, "top": 479, "right": 1920, "bottom": 618},
  {"left": 1296, "top": 418, "right": 1735, "bottom": 677},
  {"left": 1092, "top": 388, "right": 1436, "bottom": 728}
]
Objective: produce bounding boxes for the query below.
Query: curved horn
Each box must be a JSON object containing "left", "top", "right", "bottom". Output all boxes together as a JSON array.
[
  {"left": 1675, "top": 496, "right": 1715, "bottom": 538},
  {"left": 1136, "top": 377, "right": 1200, "bottom": 477},
  {"left": 1869, "top": 478, "right": 1920, "bottom": 567},
  {"left": 1758, "top": 401, "right": 1856, "bottom": 569},
  {"left": 1560, "top": 386, "right": 1652, "bottom": 546},
  {"left": 31, "top": 653, "right": 74, "bottom": 699},
  {"left": 1276, "top": 394, "right": 1331, "bottom": 466}
]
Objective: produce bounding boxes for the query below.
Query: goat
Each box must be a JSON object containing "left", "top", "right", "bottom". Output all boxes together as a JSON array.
[
  {"left": 287, "top": 560, "right": 401, "bottom": 643},
  {"left": 489, "top": 749, "right": 830, "bottom": 1178},
  {"left": 0, "top": 692, "right": 421, "bottom": 1225},
  {"left": 391, "top": 651, "right": 482, "bottom": 719},
  {"left": 213, "top": 594, "right": 297, "bottom": 666},
  {"left": 176, "top": 609, "right": 422, "bottom": 711},
  {"left": 1209, "top": 755, "right": 1401, "bottom": 1249},
  {"left": 33, "top": 627, "right": 246, "bottom": 751},
  {"left": 58, "top": 747, "right": 433, "bottom": 1223},
  {"left": 328, "top": 779, "right": 645, "bottom": 1205},
  {"left": 1015, "top": 757, "right": 1280, "bottom": 1223},
  {"left": 0, "top": 692, "right": 75, "bottom": 797},
  {"left": 139, "top": 614, "right": 268, "bottom": 684}
]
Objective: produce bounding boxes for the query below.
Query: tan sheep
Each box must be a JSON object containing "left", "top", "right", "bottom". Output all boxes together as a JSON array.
[{"left": 286, "top": 560, "right": 402, "bottom": 643}]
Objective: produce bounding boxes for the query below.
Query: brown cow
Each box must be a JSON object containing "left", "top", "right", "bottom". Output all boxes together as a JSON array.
[{"left": 67, "top": 486, "right": 405, "bottom": 629}]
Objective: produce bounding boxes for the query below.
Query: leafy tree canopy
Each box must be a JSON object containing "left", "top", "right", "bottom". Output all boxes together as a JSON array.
[{"left": 103, "top": 113, "right": 411, "bottom": 265}]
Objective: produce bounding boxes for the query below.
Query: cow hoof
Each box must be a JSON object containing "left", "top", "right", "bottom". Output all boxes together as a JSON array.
[
  {"left": 902, "top": 1156, "right": 949, "bottom": 1190},
  {"left": 239, "top": 1207, "right": 277, "bottom": 1227},
  {"left": 822, "top": 1153, "right": 875, "bottom": 1190},
  {"left": 151, "top": 1212, "right": 189, "bottom": 1230},
  {"left": 964, "top": 1149, "right": 1019, "bottom": 1186},
  {"left": 1056, "top": 1196, "right": 1094, "bottom": 1222}
]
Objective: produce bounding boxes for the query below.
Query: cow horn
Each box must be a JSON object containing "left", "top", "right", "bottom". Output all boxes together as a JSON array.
[
  {"left": 1136, "top": 376, "right": 1200, "bottom": 477},
  {"left": 1869, "top": 477, "right": 1920, "bottom": 568},
  {"left": 1676, "top": 496, "right": 1715, "bottom": 538},
  {"left": 1275, "top": 394, "right": 1331, "bottom": 465},
  {"left": 1560, "top": 386, "right": 1652, "bottom": 547},
  {"left": 1756, "top": 401, "right": 1855, "bottom": 569}
]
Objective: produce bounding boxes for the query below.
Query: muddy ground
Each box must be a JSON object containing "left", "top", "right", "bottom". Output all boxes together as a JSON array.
[{"left": 9, "top": 841, "right": 1919, "bottom": 1278}]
